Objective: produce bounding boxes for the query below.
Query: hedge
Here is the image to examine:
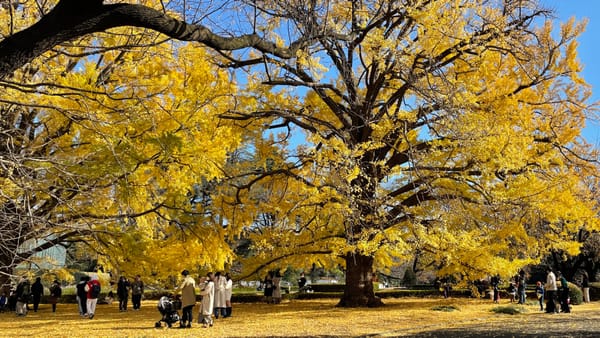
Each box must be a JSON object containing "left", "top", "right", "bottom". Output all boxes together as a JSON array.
[{"left": 32, "top": 283, "right": 600, "bottom": 304}]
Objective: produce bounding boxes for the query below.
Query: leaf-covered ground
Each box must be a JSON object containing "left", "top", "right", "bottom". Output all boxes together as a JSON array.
[{"left": 0, "top": 298, "right": 598, "bottom": 337}]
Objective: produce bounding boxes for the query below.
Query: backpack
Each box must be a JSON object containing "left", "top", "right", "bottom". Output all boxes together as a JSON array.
[{"left": 90, "top": 283, "right": 101, "bottom": 298}]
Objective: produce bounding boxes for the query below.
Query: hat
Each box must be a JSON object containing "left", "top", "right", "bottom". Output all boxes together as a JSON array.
[{"left": 181, "top": 270, "right": 189, "bottom": 276}]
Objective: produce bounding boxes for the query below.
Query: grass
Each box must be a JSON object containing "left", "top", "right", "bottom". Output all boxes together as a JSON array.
[{"left": 0, "top": 297, "right": 598, "bottom": 337}]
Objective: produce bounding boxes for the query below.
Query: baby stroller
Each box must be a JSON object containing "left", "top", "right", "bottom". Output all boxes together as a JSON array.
[{"left": 155, "top": 295, "right": 182, "bottom": 328}]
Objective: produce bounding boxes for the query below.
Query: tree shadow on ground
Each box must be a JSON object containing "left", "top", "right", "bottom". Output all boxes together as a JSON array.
[{"left": 397, "top": 328, "right": 597, "bottom": 338}]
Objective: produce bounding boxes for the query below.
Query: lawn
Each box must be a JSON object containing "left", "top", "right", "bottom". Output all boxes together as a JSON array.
[{"left": 1, "top": 297, "right": 598, "bottom": 337}]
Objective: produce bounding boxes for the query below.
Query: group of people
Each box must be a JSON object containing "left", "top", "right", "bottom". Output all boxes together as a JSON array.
[
  {"left": 544, "top": 268, "right": 571, "bottom": 313},
  {"left": 3, "top": 277, "right": 62, "bottom": 316},
  {"left": 490, "top": 267, "right": 592, "bottom": 313},
  {"left": 115, "top": 275, "right": 145, "bottom": 312},
  {"left": 262, "top": 271, "right": 283, "bottom": 304},
  {"left": 75, "top": 276, "right": 102, "bottom": 319},
  {"left": 178, "top": 269, "right": 233, "bottom": 329},
  {"left": 504, "top": 270, "right": 527, "bottom": 304}
]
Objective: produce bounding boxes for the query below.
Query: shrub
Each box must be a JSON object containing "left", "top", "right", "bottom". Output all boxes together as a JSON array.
[
  {"left": 491, "top": 305, "right": 528, "bottom": 315},
  {"left": 431, "top": 305, "right": 460, "bottom": 312},
  {"left": 568, "top": 284, "right": 583, "bottom": 305}
]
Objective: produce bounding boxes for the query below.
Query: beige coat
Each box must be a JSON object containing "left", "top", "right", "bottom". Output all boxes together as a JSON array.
[
  {"left": 272, "top": 276, "right": 282, "bottom": 299},
  {"left": 180, "top": 275, "right": 196, "bottom": 308},
  {"left": 214, "top": 275, "right": 227, "bottom": 308}
]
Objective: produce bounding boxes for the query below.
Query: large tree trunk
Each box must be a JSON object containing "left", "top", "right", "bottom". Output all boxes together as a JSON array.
[{"left": 337, "top": 252, "right": 383, "bottom": 307}]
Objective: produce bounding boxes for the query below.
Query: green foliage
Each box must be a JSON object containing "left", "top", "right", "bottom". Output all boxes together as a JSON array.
[
  {"left": 491, "top": 305, "right": 529, "bottom": 315},
  {"left": 569, "top": 285, "right": 584, "bottom": 305},
  {"left": 431, "top": 305, "right": 460, "bottom": 312}
]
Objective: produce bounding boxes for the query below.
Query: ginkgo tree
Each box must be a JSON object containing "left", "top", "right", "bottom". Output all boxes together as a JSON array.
[
  {"left": 2, "top": 0, "right": 599, "bottom": 309},
  {"left": 0, "top": 1, "right": 243, "bottom": 285},
  {"left": 212, "top": 0, "right": 600, "bottom": 307}
]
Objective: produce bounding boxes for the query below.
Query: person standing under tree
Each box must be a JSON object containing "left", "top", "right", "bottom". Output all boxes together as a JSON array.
[
  {"left": 178, "top": 270, "right": 196, "bottom": 328},
  {"left": 582, "top": 273, "right": 590, "bottom": 303},
  {"left": 213, "top": 272, "right": 226, "bottom": 318},
  {"left": 85, "top": 277, "right": 101, "bottom": 319},
  {"left": 117, "top": 276, "right": 130, "bottom": 312},
  {"left": 198, "top": 272, "right": 215, "bottom": 328},
  {"left": 76, "top": 276, "right": 89, "bottom": 317},
  {"left": 15, "top": 277, "right": 30, "bottom": 316},
  {"left": 557, "top": 272, "right": 570, "bottom": 313},
  {"left": 263, "top": 272, "right": 274, "bottom": 304},
  {"left": 31, "top": 277, "right": 43, "bottom": 312},
  {"left": 48, "top": 280, "right": 62, "bottom": 313},
  {"left": 224, "top": 273, "right": 233, "bottom": 317},
  {"left": 535, "top": 281, "right": 544, "bottom": 311},
  {"left": 490, "top": 275, "right": 500, "bottom": 303},
  {"left": 545, "top": 268, "right": 558, "bottom": 313},
  {"left": 272, "top": 271, "right": 282, "bottom": 304},
  {"left": 298, "top": 273, "right": 307, "bottom": 292},
  {"left": 131, "top": 275, "right": 144, "bottom": 310}
]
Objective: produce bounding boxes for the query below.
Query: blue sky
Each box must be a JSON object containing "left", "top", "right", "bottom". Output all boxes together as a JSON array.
[{"left": 542, "top": 0, "right": 600, "bottom": 145}]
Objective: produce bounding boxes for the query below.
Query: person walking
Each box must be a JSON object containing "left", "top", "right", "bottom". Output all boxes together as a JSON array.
[
  {"left": 298, "top": 272, "right": 307, "bottom": 292},
  {"left": 48, "top": 280, "right": 62, "bottom": 313},
  {"left": 272, "top": 271, "right": 282, "bottom": 304},
  {"left": 76, "top": 276, "right": 89, "bottom": 317},
  {"left": 15, "top": 277, "right": 30, "bottom": 316},
  {"left": 545, "top": 267, "right": 558, "bottom": 313},
  {"left": 31, "top": 277, "right": 44, "bottom": 312},
  {"left": 85, "top": 277, "right": 101, "bottom": 319},
  {"left": 178, "top": 270, "right": 196, "bottom": 328},
  {"left": 224, "top": 273, "right": 233, "bottom": 317},
  {"left": 213, "top": 272, "right": 226, "bottom": 318},
  {"left": 557, "top": 272, "right": 570, "bottom": 313},
  {"left": 198, "top": 272, "right": 215, "bottom": 328},
  {"left": 130, "top": 275, "right": 144, "bottom": 310},
  {"left": 582, "top": 273, "right": 590, "bottom": 303},
  {"left": 535, "top": 281, "right": 544, "bottom": 311},
  {"left": 117, "top": 276, "right": 130, "bottom": 312},
  {"left": 517, "top": 271, "right": 526, "bottom": 305},
  {"left": 263, "top": 272, "right": 274, "bottom": 304},
  {"left": 490, "top": 275, "right": 500, "bottom": 303}
]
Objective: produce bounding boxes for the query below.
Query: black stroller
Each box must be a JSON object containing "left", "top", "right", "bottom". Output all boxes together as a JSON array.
[{"left": 155, "top": 295, "right": 182, "bottom": 328}]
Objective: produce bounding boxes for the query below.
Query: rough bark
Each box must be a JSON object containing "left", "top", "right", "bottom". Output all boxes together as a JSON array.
[
  {"left": 0, "top": 0, "right": 302, "bottom": 79},
  {"left": 337, "top": 252, "right": 383, "bottom": 307}
]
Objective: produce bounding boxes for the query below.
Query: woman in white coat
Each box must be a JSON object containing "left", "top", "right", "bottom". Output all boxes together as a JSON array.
[
  {"left": 198, "top": 272, "right": 214, "bottom": 328},
  {"left": 213, "top": 272, "right": 227, "bottom": 318},
  {"left": 224, "top": 273, "right": 233, "bottom": 317}
]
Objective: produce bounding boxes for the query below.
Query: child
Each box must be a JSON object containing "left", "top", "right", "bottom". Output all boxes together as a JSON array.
[
  {"left": 507, "top": 283, "right": 517, "bottom": 303},
  {"left": 535, "top": 281, "right": 544, "bottom": 311}
]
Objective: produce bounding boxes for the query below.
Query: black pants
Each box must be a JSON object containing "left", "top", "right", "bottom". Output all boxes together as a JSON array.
[
  {"left": 132, "top": 294, "right": 142, "bottom": 309},
  {"left": 560, "top": 289, "right": 570, "bottom": 312},
  {"left": 545, "top": 290, "right": 557, "bottom": 313},
  {"left": 181, "top": 305, "right": 193, "bottom": 325},
  {"left": 119, "top": 297, "right": 128, "bottom": 311},
  {"left": 33, "top": 296, "right": 41, "bottom": 312},
  {"left": 78, "top": 295, "right": 87, "bottom": 315}
]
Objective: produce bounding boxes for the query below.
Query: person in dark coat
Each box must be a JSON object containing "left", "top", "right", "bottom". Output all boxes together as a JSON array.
[
  {"left": 130, "top": 275, "right": 144, "bottom": 310},
  {"left": 31, "top": 277, "right": 44, "bottom": 312},
  {"left": 48, "top": 280, "right": 62, "bottom": 313},
  {"left": 263, "top": 272, "right": 274, "bottom": 304},
  {"left": 117, "top": 276, "right": 130, "bottom": 312},
  {"left": 557, "top": 272, "right": 570, "bottom": 313},
  {"left": 76, "top": 276, "right": 90, "bottom": 316}
]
